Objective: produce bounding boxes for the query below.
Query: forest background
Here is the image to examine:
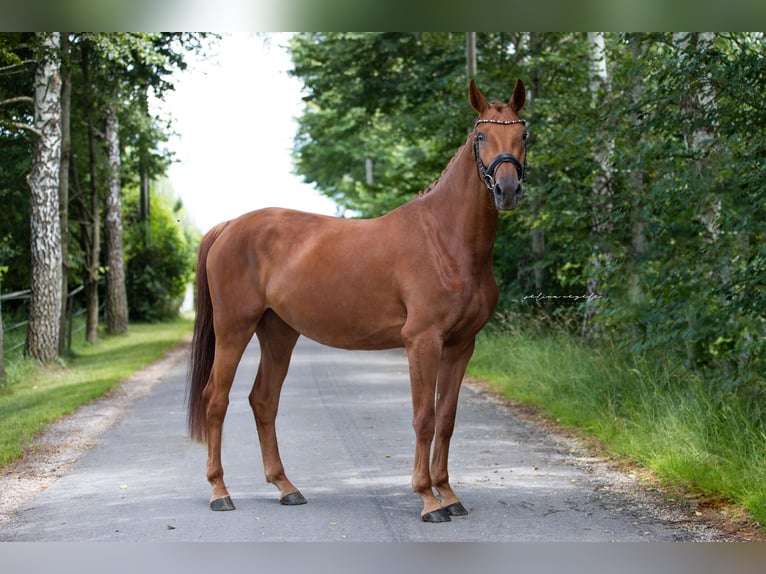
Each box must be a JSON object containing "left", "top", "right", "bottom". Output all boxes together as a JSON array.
[
  {"left": 287, "top": 32, "right": 766, "bottom": 528},
  {"left": 1, "top": 32, "right": 765, "bottom": 528}
]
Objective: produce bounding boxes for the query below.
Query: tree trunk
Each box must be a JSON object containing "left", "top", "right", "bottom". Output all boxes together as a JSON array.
[
  {"left": 674, "top": 32, "right": 719, "bottom": 367},
  {"left": 104, "top": 105, "right": 129, "bottom": 334},
  {"left": 466, "top": 32, "right": 477, "bottom": 79},
  {"left": 58, "top": 32, "right": 71, "bottom": 355},
  {"left": 81, "top": 42, "right": 100, "bottom": 344},
  {"left": 0, "top": 295, "right": 6, "bottom": 386},
  {"left": 627, "top": 36, "right": 648, "bottom": 310},
  {"left": 582, "top": 32, "right": 614, "bottom": 336},
  {"left": 26, "top": 32, "right": 63, "bottom": 362},
  {"left": 528, "top": 33, "right": 546, "bottom": 298}
]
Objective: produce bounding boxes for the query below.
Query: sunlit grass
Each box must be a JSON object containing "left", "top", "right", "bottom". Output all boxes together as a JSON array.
[
  {"left": 468, "top": 327, "right": 766, "bottom": 527},
  {"left": 0, "top": 316, "right": 193, "bottom": 468}
]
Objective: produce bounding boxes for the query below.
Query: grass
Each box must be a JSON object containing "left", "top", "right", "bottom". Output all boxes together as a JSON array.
[
  {"left": 468, "top": 325, "right": 766, "bottom": 529},
  {"left": 0, "top": 315, "right": 193, "bottom": 468}
]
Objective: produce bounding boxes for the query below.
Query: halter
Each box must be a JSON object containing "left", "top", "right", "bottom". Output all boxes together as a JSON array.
[{"left": 473, "top": 118, "right": 528, "bottom": 192}]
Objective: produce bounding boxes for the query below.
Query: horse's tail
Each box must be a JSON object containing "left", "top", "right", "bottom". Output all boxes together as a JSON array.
[{"left": 187, "top": 221, "right": 230, "bottom": 443}]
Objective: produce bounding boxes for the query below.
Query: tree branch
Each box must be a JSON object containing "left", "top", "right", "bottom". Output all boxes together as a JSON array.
[
  {"left": 0, "top": 95, "right": 34, "bottom": 107},
  {"left": 10, "top": 121, "right": 41, "bottom": 137},
  {"left": 0, "top": 60, "right": 34, "bottom": 73}
]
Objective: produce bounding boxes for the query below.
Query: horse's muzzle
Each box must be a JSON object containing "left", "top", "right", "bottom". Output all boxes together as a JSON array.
[{"left": 493, "top": 176, "right": 523, "bottom": 211}]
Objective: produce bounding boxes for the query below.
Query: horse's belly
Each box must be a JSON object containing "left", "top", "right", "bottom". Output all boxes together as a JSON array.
[{"left": 269, "top": 292, "right": 407, "bottom": 351}]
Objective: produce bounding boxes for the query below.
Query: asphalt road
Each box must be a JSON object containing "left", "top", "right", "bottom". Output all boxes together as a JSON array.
[{"left": 0, "top": 336, "right": 720, "bottom": 542}]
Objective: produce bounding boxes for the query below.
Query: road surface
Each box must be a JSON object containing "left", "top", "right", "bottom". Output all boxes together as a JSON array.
[{"left": 0, "top": 336, "right": 727, "bottom": 542}]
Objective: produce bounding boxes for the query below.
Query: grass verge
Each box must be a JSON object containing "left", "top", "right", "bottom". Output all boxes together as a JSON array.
[
  {"left": 467, "top": 327, "right": 766, "bottom": 529},
  {"left": 0, "top": 316, "right": 193, "bottom": 468}
]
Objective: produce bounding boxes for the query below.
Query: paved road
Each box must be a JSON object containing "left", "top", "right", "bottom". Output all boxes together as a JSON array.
[{"left": 0, "top": 336, "right": 719, "bottom": 542}]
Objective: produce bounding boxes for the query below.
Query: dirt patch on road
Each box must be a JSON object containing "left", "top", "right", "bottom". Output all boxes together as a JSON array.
[{"left": 0, "top": 340, "right": 191, "bottom": 526}]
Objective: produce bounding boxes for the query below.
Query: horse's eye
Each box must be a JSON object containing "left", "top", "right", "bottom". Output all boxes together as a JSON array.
[
  {"left": 522, "top": 131, "right": 529, "bottom": 141},
  {"left": 476, "top": 133, "right": 485, "bottom": 142}
]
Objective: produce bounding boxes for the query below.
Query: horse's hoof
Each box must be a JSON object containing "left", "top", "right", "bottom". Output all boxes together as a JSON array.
[
  {"left": 280, "top": 491, "right": 307, "bottom": 505},
  {"left": 443, "top": 502, "right": 468, "bottom": 516},
  {"left": 421, "top": 508, "right": 452, "bottom": 523},
  {"left": 210, "top": 496, "right": 236, "bottom": 511}
]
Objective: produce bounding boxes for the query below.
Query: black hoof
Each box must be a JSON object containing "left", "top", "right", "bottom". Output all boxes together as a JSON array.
[
  {"left": 210, "top": 496, "right": 236, "bottom": 511},
  {"left": 280, "top": 491, "right": 307, "bottom": 505},
  {"left": 443, "top": 502, "right": 468, "bottom": 516},
  {"left": 421, "top": 508, "right": 452, "bottom": 523}
]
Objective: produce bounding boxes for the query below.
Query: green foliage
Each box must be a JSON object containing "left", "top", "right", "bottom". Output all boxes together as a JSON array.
[
  {"left": 289, "top": 32, "right": 766, "bottom": 395},
  {"left": 290, "top": 33, "right": 476, "bottom": 216},
  {"left": 123, "top": 180, "right": 198, "bottom": 322},
  {"left": 0, "top": 32, "right": 211, "bottom": 322},
  {"left": 0, "top": 33, "right": 34, "bottom": 292}
]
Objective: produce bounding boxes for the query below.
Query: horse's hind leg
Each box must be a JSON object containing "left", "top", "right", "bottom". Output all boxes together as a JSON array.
[
  {"left": 204, "top": 324, "right": 257, "bottom": 511},
  {"left": 248, "top": 310, "right": 305, "bottom": 505}
]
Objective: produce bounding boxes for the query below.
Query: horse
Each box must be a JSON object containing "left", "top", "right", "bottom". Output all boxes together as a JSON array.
[{"left": 187, "top": 79, "right": 528, "bottom": 523}]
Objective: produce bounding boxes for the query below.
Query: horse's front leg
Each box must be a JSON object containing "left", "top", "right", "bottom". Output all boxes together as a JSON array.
[
  {"left": 430, "top": 337, "right": 475, "bottom": 517},
  {"left": 404, "top": 328, "right": 449, "bottom": 522}
]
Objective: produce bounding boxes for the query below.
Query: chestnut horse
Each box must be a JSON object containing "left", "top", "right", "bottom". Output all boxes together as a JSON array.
[{"left": 187, "top": 79, "right": 528, "bottom": 523}]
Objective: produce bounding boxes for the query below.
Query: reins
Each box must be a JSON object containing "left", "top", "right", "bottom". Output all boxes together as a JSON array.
[{"left": 472, "top": 118, "right": 528, "bottom": 192}]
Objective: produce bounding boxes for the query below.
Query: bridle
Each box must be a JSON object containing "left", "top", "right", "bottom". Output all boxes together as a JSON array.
[{"left": 472, "top": 118, "right": 528, "bottom": 192}]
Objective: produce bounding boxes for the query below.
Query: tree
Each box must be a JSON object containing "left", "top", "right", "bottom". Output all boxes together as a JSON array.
[
  {"left": 1, "top": 32, "right": 210, "bottom": 364},
  {"left": 58, "top": 32, "right": 72, "bottom": 354},
  {"left": 26, "top": 32, "right": 62, "bottom": 361},
  {"left": 104, "top": 104, "right": 128, "bottom": 334},
  {"left": 288, "top": 32, "right": 766, "bottom": 389},
  {"left": 581, "top": 32, "right": 614, "bottom": 335}
]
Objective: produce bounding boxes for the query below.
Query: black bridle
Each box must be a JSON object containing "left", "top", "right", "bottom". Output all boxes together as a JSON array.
[{"left": 473, "top": 118, "right": 528, "bottom": 192}]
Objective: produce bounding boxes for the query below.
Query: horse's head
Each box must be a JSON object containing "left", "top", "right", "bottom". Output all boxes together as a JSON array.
[{"left": 469, "top": 79, "right": 528, "bottom": 211}]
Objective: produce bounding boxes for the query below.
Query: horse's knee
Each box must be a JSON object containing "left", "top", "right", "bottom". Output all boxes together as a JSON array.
[{"left": 248, "top": 392, "right": 277, "bottom": 425}]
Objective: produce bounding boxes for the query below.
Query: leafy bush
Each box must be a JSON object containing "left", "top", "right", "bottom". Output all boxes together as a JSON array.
[{"left": 123, "top": 180, "right": 198, "bottom": 322}]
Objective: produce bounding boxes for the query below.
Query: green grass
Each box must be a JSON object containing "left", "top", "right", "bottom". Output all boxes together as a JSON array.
[
  {"left": 468, "top": 327, "right": 766, "bottom": 528},
  {"left": 0, "top": 316, "right": 193, "bottom": 468}
]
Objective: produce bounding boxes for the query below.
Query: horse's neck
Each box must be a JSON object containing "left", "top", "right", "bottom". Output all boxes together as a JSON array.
[{"left": 419, "top": 142, "right": 499, "bottom": 266}]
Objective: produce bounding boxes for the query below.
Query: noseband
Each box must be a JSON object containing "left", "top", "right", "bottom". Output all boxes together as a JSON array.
[{"left": 473, "top": 118, "right": 528, "bottom": 192}]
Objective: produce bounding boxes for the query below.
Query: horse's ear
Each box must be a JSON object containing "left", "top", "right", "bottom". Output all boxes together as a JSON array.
[
  {"left": 509, "top": 78, "right": 526, "bottom": 114},
  {"left": 469, "top": 79, "right": 489, "bottom": 113}
]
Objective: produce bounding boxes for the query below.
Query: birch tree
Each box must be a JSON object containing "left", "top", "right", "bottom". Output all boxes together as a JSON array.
[
  {"left": 26, "top": 32, "right": 62, "bottom": 362},
  {"left": 582, "top": 31, "right": 614, "bottom": 335},
  {"left": 104, "top": 104, "right": 128, "bottom": 334}
]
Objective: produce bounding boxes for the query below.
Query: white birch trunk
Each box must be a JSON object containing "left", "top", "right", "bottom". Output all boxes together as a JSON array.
[
  {"left": 26, "top": 32, "right": 63, "bottom": 362},
  {"left": 675, "top": 32, "right": 720, "bottom": 240},
  {"left": 674, "top": 32, "right": 720, "bottom": 366},
  {"left": 582, "top": 32, "right": 614, "bottom": 335},
  {"left": 104, "top": 105, "right": 129, "bottom": 334}
]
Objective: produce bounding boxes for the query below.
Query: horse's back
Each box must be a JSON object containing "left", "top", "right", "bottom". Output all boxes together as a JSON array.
[{"left": 205, "top": 207, "right": 413, "bottom": 349}]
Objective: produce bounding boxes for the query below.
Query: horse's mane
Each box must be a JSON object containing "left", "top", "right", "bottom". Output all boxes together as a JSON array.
[{"left": 417, "top": 132, "right": 473, "bottom": 198}]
